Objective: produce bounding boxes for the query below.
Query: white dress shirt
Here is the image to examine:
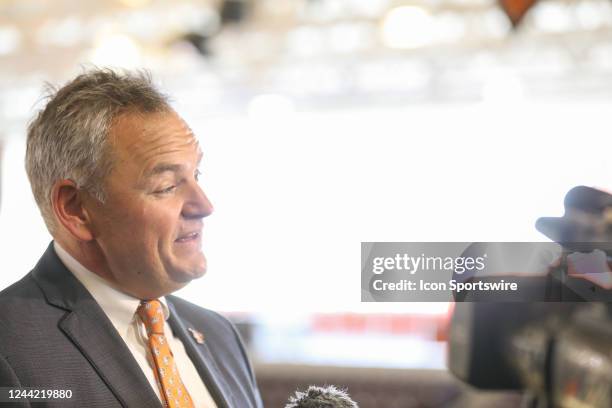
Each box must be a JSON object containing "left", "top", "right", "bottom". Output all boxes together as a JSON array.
[{"left": 54, "top": 242, "right": 217, "bottom": 408}]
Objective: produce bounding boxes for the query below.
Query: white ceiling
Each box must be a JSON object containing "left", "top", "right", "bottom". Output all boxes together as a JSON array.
[{"left": 1, "top": 0, "right": 612, "bottom": 132}]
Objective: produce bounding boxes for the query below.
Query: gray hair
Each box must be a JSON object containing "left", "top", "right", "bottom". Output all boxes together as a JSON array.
[{"left": 26, "top": 68, "right": 171, "bottom": 234}]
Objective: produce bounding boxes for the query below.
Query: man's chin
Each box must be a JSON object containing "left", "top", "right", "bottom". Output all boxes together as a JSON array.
[
  {"left": 181, "top": 267, "right": 207, "bottom": 282},
  {"left": 169, "top": 263, "right": 207, "bottom": 284}
]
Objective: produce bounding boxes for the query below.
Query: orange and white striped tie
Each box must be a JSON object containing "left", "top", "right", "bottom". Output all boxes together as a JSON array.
[{"left": 137, "top": 300, "right": 195, "bottom": 408}]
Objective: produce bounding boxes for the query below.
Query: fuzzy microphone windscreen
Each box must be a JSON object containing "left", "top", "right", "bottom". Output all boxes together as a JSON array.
[{"left": 285, "top": 385, "right": 358, "bottom": 408}]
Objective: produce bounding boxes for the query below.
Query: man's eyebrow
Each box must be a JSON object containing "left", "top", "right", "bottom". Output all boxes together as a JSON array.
[
  {"left": 144, "top": 152, "right": 204, "bottom": 178},
  {"left": 145, "top": 163, "right": 184, "bottom": 178}
]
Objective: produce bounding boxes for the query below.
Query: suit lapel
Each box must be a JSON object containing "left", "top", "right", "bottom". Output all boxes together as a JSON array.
[
  {"left": 32, "top": 243, "right": 161, "bottom": 408},
  {"left": 59, "top": 304, "right": 162, "bottom": 407},
  {"left": 167, "top": 301, "right": 233, "bottom": 408}
]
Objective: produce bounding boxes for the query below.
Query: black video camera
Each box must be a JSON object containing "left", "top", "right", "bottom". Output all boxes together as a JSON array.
[{"left": 448, "top": 186, "right": 612, "bottom": 408}]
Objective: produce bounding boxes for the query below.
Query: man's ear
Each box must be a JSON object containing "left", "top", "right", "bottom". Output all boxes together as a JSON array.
[{"left": 51, "top": 179, "right": 95, "bottom": 241}]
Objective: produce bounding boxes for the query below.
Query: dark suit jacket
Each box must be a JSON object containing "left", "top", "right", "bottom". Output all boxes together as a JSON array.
[{"left": 0, "top": 243, "right": 263, "bottom": 408}]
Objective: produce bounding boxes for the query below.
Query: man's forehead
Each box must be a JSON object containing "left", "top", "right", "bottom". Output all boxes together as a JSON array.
[{"left": 110, "top": 111, "right": 199, "bottom": 153}]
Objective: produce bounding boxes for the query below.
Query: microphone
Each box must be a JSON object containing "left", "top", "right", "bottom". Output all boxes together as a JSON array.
[{"left": 285, "top": 385, "right": 358, "bottom": 408}]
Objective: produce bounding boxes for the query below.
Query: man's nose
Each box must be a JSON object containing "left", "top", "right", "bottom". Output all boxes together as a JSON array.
[{"left": 182, "top": 180, "right": 213, "bottom": 219}]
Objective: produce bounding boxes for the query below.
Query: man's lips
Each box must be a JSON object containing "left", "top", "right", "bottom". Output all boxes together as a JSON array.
[{"left": 175, "top": 231, "right": 201, "bottom": 243}]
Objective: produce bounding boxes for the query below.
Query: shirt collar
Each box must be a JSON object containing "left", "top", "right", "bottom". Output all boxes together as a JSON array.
[{"left": 53, "top": 241, "right": 170, "bottom": 336}]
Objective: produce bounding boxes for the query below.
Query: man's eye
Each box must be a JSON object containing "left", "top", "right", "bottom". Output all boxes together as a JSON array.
[{"left": 155, "top": 185, "right": 176, "bottom": 194}]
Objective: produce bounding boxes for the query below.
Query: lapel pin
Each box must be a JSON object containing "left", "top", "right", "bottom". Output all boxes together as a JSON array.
[{"left": 188, "top": 327, "right": 205, "bottom": 344}]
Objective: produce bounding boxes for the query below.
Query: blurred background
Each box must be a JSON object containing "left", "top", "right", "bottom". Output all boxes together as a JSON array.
[{"left": 2, "top": 0, "right": 612, "bottom": 406}]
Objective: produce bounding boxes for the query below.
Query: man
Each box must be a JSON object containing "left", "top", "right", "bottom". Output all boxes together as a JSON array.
[{"left": 0, "top": 69, "right": 263, "bottom": 407}]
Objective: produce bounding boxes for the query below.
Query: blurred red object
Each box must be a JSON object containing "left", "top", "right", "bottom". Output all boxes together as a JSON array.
[
  {"left": 499, "top": 0, "right": 538, "bottom": 27},
  {"left": 311, "top": 312, "right": 451, "bottom": 341}
]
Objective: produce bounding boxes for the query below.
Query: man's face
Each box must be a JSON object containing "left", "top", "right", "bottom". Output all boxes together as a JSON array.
[{"left": 86, "top": 110, "right": 213, "bottom": 299}]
